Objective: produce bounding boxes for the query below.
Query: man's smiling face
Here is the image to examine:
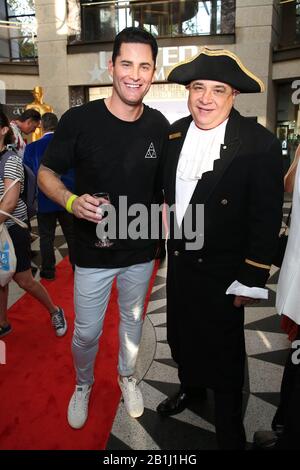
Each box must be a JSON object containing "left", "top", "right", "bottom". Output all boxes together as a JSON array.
[
  {"left": 109, "top": 42, "right": 155, "bottom": 107},
  {"left": 187, "top": 79, "right": 237, "bottom": 130}
]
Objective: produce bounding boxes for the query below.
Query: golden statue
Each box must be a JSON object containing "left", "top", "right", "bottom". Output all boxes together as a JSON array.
[{"left": 26, "top": 86, "right": 54, "bottom": 141}]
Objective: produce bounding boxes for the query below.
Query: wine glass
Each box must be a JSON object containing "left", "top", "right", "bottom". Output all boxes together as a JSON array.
[{"left": 93, "top": 192, "right": 114, "bottom": 248}]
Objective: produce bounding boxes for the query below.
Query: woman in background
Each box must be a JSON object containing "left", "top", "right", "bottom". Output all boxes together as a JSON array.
[
  {"left": 0, "top": 111, "right": 66, "bottom": 338},
  {"left": 254, "top": 143, "right": 300, "bottom": 449}
]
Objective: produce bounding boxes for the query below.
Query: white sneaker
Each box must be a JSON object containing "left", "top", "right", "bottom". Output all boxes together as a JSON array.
[
  {"left": 118, "top": 376, "right": 144, "bottom": 418},
  {"left": 67, "top": 384, "right": 92, "bottom": 429}
]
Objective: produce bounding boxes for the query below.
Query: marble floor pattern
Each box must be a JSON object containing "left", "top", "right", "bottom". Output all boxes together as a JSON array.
[
  {"left": 106, "top": 201, "right": 292, "bottom": 451},
  {"left": 6, "top": 203, "right": 292, "bottom": 450}
]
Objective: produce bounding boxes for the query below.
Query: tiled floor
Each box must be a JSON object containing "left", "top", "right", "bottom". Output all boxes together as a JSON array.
[{"left": 7, "top": 204, "right": 291, "bottom": 450}]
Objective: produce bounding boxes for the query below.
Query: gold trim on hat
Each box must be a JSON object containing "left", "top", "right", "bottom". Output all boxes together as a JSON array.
[{"left": 167, "top": 47, "right": 265, "bottom": 92}]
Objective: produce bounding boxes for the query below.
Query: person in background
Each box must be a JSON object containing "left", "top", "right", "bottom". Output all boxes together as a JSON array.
[
  {"left": 0, "top": 111, "right": 67, "bottom": 339},
  {"left": 284, "top": 143, "right": 300, "bottom": 193},
  {"left": 253, "top": 143, "right": 300, "bottom": 450},
  {"left": 24, "top": 113, "right": 75, "bottom": 280},
  {"left": 10, "top": 109, "right": 41, "bottom": 158},
  {"left": 157, "top": 48, "right": 284, "bottom": 449}
]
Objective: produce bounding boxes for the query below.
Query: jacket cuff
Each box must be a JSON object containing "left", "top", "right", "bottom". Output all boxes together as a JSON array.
[{"left": 236, "top": 258, "right": 271, "bottom": 287}]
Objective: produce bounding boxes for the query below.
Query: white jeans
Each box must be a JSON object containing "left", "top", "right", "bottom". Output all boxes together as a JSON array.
[{"left": 72, "top": 261, "right": 154, "bottom": 385}]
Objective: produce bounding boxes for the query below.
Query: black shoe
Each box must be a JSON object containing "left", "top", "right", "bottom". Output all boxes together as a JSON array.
[
  {"left": 157, "top": 388, "right": 207, "bottom": 416},
  {"left": 253, "top": 430, "right": 279, "bottom": 450},
  {"left": 271, "top": 410, "right": 285, "bottom": 436},
  {"left": 0, "top": 323, "right": 12, "bottom": 338},
  {"left": 50, "top": 307, "right": 67, "bottom": 337}
]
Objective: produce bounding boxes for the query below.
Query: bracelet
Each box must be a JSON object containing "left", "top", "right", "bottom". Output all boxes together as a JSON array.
[{"left": 66, "top": 194, "right": 78, "bottom": 214}]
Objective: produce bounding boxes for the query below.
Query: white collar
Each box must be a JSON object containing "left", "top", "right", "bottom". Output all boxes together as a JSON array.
[
  {"left": 43, "top": 132, "right": 54, "bottom": 137},
  {"left": 177, "top": 119, "right": 228, "bottom": 181}
]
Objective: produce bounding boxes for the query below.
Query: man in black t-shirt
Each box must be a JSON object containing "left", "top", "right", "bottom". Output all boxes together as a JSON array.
[{"left": 38, "top": 27, "right": 169, "bottom": 430}]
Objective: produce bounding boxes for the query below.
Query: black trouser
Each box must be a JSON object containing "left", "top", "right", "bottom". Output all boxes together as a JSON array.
[
  {"left": 37, "top": 211, "right": 75, "bottom": 275},
  {"left": 180, "top": 382, "right": 245, "bottom": 449},
  {"left": 273, "top": 330, "right": 300, "bottom": 449},
  {"left": 214, "top": 388, "right": 246, "bottom": 450}
]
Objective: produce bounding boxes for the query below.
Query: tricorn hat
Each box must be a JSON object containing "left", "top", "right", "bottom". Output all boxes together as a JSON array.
[{"left": 167, "top": 47, "right": 264, "bottom": 93}]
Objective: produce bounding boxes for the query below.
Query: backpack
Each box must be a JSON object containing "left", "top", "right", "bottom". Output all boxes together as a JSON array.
[{"left": 0, "top": 149, "right": 38, "bottom": 219}]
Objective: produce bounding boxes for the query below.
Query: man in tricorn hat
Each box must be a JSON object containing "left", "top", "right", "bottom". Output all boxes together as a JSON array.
[{"left": 157, "top": 48, "right": 284, "bottom": 449}]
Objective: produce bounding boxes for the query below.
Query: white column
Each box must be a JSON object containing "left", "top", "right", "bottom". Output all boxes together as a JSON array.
[
  {"left": 235, "top": 0, "right": 279, "bottom": 131},
  {"left": 35, "top": 0, "right": 69, "bottom": 117}
]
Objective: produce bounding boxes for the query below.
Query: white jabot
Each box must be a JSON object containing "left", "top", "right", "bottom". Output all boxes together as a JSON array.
[
  {"left": 176, "top": 119, "right": 228, "bottom": 226},
  {"left": 177, "top": 119, "right": 228, "bottom": 182}
]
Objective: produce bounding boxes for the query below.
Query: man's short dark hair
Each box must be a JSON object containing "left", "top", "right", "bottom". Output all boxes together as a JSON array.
[
  {"left": 18, "top": 109, "right": 41, "bottom": 122},
  {"left": 112, "top": 27, "right": 158, "bottom": 65},
  {"left": 41, "top": 112, "right": 58, "bottom": 132}
]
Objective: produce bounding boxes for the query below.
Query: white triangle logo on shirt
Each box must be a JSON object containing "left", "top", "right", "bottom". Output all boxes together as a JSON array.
[{"left": 145, "top": 142, "right": 157, "bottom": 159}]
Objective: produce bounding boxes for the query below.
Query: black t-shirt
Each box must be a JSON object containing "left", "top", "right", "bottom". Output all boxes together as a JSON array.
[{"left": 42, "top": 99, "right": 169, "bottom": 268}]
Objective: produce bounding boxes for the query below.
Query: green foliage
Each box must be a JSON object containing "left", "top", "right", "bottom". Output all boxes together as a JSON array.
[{"left": 18, "top": 37, "right": 36, "bottom": 58}]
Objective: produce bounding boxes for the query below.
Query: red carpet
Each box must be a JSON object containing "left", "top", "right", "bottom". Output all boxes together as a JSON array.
[{"left": 0, "top": 258, "right": 158, "bottom": 450}]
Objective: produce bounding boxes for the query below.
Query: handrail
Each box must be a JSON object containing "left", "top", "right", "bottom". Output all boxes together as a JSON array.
[{"left": 0, "top": 19, "right": 35, "bottom": 39}]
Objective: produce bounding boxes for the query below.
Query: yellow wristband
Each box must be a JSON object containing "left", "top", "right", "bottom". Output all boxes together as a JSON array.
[{"left": 66, "top": 194, "right": 78, "bottom": 214}]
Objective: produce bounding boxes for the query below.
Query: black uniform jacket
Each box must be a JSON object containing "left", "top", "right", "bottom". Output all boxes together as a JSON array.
[{"left": 163, "top": 107, "right": 284, "bottom": 390}]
